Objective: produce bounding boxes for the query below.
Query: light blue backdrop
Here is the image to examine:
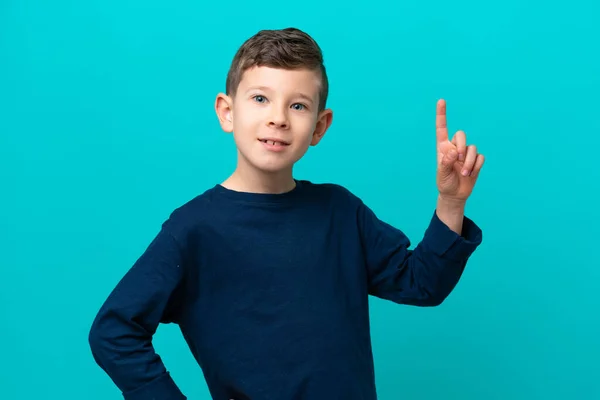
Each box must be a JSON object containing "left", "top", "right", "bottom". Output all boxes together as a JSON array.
[{"left": 1, "top": 0, "right": 598, "bottom": 399}]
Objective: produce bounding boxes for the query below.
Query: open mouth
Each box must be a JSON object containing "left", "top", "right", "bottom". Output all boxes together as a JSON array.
[{"left": 258, "top": 139, "right": 290, "bottom": 146}]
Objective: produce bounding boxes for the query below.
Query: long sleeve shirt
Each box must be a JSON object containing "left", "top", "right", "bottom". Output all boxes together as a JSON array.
[{"left": 88, "top": 180, "right": 482, "bottom": 399}]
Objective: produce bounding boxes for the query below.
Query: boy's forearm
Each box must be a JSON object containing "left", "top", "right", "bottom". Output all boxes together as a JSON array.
[
  {"left": 435, "top": 195, "right": 466, "bottom": 236},
  {"left": 89, "top": 227, "right": 187, "bottom": 399}
]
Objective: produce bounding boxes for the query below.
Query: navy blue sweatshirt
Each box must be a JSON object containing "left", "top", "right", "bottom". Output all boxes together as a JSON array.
[{"left": 88, "top": 180, "right": 482, "bottom": 399}]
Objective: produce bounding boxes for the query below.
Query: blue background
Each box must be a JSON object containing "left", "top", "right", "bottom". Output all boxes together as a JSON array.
[{"left": 1, "top": 0, "right": 599, "bottom": 398}]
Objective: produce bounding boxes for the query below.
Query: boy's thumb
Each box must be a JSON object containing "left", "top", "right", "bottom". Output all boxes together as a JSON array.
[{"left": 440, "top": 149, "right": 458, "bottom": 173}]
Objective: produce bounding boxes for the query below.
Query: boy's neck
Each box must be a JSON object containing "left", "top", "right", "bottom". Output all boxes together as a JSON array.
[{"left": 221, "top": 167, "right": 296, "bottom": 194}]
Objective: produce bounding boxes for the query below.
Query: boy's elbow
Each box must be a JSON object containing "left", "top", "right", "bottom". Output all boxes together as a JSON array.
[
  {"left": 419, "top": 289, "right": 452, "bottom": 307},
  {"left": 381, "top": 265, "right": 463, "bottom": 307},
  {"left": 371, "top": 278, "right": 456, "bottom": 307},
  {"left": 88, "top": 308, "right": 123, "bottom": 369},
  {"left": 88, "top": 319, "right": 102, "bottom": 349},
  {"left": 88, "top": 317, "right": 109, "bottom": 367},
  {"left": 417, "top": 270, "right": 464, "bottom": 306}
]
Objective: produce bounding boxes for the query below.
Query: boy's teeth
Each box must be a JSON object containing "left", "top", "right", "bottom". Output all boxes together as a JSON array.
[{"left": 260, "top": 139, "right": 289, "bottom": 146}]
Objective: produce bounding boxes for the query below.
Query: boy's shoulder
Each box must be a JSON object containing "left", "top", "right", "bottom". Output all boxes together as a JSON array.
[
  {"left": 296, "top": 179, "right": 354, "bottom": 193},
  {"left": 159, "top": 180, "right": 365, "bottom": 234},
  {"left": 298, "top": 179, "right": 364, "bottom": 205}
]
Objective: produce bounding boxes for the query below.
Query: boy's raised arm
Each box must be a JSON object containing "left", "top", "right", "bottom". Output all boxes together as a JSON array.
[
  {"left": 360, "top": 99, "right": 485, "bottom": 306},
  {"left": 358, "top": 199, "right": 482, "bottom": 307},
  {"left": 88, "top": 225, "right": 187, "bottom": 400}
]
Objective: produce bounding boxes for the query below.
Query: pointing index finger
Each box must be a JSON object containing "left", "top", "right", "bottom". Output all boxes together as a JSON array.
[{"left": 436, "top": 99, "right": 448, "bottom": 143}]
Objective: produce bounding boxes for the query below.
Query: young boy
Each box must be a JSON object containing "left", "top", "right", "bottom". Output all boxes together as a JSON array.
[{"left": 89, "top": 27, "right": 484, "bottom": 400}]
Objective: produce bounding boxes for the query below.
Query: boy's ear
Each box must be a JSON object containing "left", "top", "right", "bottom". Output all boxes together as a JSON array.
[
  {"left": 215, "top": 93, "right": 234, "bottom": 132},
  {"left": 311, "top": 108, "right": 334, "bottom": 146}
]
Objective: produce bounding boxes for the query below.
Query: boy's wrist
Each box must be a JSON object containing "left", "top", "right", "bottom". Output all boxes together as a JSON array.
[
  {"left": 436, "top": 194, "right": 466, "bottom": 235},
  {"left": 437, "top": 194, "right": 467, "bottom": 212}
]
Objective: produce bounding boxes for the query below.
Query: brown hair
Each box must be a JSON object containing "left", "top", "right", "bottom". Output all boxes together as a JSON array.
[{"left": 225, "top": 27, "right": 329, "bottom": 112}]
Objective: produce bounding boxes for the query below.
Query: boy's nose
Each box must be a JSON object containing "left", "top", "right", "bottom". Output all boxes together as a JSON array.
[
  {"left": 267, "top": 109, "right": 289, "bottom": 129},
  {"left": 268, "top": 120, "right": 288, "bottom": 129}
]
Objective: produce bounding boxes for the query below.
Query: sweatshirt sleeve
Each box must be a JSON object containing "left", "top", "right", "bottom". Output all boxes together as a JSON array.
[
  {"left": 88, "top": 224, "right": 187, "bottom": 399},
  {"left": 358, "top": 201, "right": 482, "bottom": 307}
]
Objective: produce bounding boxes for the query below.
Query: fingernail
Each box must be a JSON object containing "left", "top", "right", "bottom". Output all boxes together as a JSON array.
[
  {"left": 462, "top": 169, "right": 469, "bottom": 176},
  {"left": 459, "top": 153, "right": 464, "bottom": 161}
]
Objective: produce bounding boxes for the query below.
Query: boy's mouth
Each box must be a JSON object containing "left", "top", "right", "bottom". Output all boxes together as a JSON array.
[{"left": 258, "top": 139, "right": 290, "bottom": 146}]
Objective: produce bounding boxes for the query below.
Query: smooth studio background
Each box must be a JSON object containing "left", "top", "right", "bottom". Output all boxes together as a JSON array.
[{"left": 1, "top": 0, "right": 599, "bottom": 399}]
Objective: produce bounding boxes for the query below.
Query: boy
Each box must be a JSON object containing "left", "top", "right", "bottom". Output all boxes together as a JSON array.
[{"left": 89, "top": 27, "right": 485, "bottom": 400}]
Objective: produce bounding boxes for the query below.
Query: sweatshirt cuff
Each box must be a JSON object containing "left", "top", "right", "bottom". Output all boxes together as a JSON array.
[
  {"left": 423, "top": 210, "right": 483, "bottom": 262},
  {"left": 124, "top": 372, "right": 186, "bottom": 400}
]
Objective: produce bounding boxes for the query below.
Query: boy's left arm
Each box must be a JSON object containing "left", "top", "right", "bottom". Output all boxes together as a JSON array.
[
  {"left": 362, "top": 99, "right": 485, "bottom": 306},
  {"left": 359, "top": 198, "right": 481, "bottom": 307}
]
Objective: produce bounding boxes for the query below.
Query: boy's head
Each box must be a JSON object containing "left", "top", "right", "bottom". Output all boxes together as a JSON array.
[
  {"left": 215, "top": 28, "right": 333, "bottom": 176},
  {"left": 225, "top": 27, "right": 329, "bottom": 112}
]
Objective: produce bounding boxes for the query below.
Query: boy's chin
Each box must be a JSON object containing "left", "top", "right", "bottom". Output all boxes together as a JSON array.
[
  {"left": 243, "top": 156, "right": 295, "bottom": 174},
  {"left": 254, "top": 162, "right": 295, "bottom": 174},
  {"left": 240, "top": 149, "right": 308, "bottom": 175}
]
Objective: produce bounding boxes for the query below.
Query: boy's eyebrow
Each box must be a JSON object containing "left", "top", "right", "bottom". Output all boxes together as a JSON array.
[{"left": 245, "top": 85, "right": 314, "bottom": 104}]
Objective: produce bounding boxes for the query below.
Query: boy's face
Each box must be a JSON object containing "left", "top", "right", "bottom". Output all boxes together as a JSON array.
[{"left": 215, "top": 66, "right": 333, "bottom": 175}]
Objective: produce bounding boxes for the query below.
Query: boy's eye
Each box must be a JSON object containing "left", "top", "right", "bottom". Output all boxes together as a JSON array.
[{"left": 252, "top": 96, "right": 306, "bottom": 110}]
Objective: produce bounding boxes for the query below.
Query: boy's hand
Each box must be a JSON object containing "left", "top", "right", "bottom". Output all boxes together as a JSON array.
[{"left": 435, "top": 99, "right": 485, "bottom": 202}]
